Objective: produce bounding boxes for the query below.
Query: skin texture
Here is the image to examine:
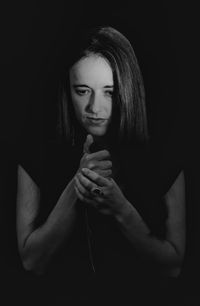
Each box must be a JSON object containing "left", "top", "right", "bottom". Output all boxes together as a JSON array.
[
  {"left": 16, "top": 134, "right": 112, "bottom": 275},
  {"left": 72, "top": 56, "right": 186, "bottom": 275},
  {"left": 70, "top": 55, "right": 113, "bottom": 137},
  {"left": 75, "top": 160, "right": 186, "bottom": 276},
  {"left": 16, "top": 53, "right": 186, "bottom": 278}
]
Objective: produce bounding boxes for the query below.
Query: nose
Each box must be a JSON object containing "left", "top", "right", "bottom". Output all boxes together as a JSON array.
[{"left": 86, "top": 92, "right": 101, "bottom": 114}]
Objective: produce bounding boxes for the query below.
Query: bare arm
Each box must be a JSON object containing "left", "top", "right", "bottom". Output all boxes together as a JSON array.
[
  {"left": 75, "top": 168, "right": 186, "bottom": 277},
  {"left": 115, "top": 171, "right": 186, "bottom": 276},
  {"left": 16, "top": 165, "right": 77, "bottom": 275},
  {"left": 16, "top": 136, "right": 112, "bottom": 275}
]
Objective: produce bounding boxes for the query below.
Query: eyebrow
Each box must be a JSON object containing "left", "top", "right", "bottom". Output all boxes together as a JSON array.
[
  {"left": 104, "top": 85, "right": 114, "bottom": 88},
  {"left": 72, "top": 84, "right": 114, "bottom": 88},
  {"left": 73, "top": 85, "right": 89, "bottom": 88}
]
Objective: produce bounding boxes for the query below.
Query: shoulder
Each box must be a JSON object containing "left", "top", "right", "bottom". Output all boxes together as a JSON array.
[
  {"left": 146, "top": 141, "right": 185, "bottom": 201},
  {"left": 17, "top": 139, "right": 44, "bottom": 185},
  {"left": 118, "top": 141, "right": 184, "bottom": 197},
  {"left": 17, "top": 139, "right": 65, "bottom": 184},
  {"left": 17, "top": 138, "right": 80, "bottom": 186},
  {"left": 0, "top": 139, "right": 18, "bottom": 184}
]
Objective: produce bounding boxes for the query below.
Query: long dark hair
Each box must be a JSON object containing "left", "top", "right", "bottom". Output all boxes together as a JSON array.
[{"left": 57, "top": 26, "right": 149, "bottom": 145}]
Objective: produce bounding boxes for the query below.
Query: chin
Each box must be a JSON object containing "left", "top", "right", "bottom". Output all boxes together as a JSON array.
[{"left": 86, "top": 126, "right": 107, "bottom": 137}]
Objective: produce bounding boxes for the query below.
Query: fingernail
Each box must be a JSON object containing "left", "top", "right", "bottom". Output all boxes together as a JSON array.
[{"left": 82, "top": 168, "right": 87, "bottom": 173}]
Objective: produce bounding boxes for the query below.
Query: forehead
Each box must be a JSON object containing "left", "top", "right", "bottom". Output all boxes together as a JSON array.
[{"left": 70, "top": 55, "right": 113, "bottom": 86}]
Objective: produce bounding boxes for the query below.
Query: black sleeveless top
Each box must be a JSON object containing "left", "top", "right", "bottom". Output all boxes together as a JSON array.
[{"left": 18, "top": 138, "right": 183, "bottom": 305}]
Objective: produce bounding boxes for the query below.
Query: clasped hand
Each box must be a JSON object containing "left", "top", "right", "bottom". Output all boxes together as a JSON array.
[{"left": 74, "top": 135, "right": 127, "bottom": 216}]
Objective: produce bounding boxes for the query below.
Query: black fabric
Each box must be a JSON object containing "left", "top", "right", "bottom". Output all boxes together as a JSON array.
[
  {"left": 17, "top": 138, "right": 183, "bottom": 305},
  {"left": 0, "top": 140, "right": 33, "bottom": 305}
]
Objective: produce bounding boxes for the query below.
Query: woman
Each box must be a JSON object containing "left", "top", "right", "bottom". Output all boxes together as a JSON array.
[{"left": 16, "top": 26, "right": 185, "bottom": 305}]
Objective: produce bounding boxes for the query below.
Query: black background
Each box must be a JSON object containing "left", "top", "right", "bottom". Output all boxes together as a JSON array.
[{"left": 0, "top": 0, "right": 199, "bottom": 304}]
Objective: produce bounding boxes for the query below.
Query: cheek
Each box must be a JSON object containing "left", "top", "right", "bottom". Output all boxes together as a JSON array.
[
  {"left": 71, "top": 96, "right": 84, "bottom": 118},
  {"left": 105, "top": 100, "right": 112, "bottom": 117}
]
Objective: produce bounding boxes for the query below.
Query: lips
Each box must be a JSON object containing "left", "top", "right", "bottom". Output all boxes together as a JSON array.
[{"left": 86, "top": 117, "right": 108, "bottom": 125}]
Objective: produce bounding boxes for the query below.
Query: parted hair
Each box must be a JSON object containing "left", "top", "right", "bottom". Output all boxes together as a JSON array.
[{"left": 57, "top": 26, "right": 149, "bottom": 144}]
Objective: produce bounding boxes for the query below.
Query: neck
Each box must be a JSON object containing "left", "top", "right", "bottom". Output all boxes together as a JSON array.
[{"left": 73, "top": 122, "right": 117, "bottom": 151}]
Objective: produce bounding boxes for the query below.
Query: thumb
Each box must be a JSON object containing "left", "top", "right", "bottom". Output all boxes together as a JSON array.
[{"left": 83, "top": 134, "right": 94, "bottom": 154}]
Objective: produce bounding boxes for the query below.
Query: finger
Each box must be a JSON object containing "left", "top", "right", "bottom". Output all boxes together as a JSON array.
[
  {"left": 77, "top": 172, "right": 97, "bottom": 191},
  {"left": 93, "top": 160, "right": 112, "bottom": 170},
  {"left": 85, "top": 160, "right": 112, "bottom": 171},
  {"left": 81, "top": 168, "right": 111, "bottom": 187},
  {"left": 74, "top": 185, "right": 96, "bottom": 205},
  {"left": 83, "top": 134, "right": 93, "bottom": 154},
  {"left": 85, "top": 150, "right": 111, "bottom": 161},
  {"left": 75, "top": 175, "right": 91, "bottom": 197},
  {"left": 94, "top": 169, "right": 112, "bottom": 178},
  {"left": 74, "top": 185, "right": 85, "bottom": 201}
]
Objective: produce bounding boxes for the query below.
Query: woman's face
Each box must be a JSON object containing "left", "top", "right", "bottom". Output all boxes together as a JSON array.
[{"left": 69, "top": 54, "right": 113, "bottom": 137}]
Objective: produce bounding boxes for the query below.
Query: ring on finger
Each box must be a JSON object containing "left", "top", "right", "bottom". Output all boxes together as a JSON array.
[{"left": 91, "top": 187, "right": 104, "bottom": 197}]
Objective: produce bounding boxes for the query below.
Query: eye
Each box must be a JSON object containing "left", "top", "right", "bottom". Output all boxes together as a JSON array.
[
  {"left": 104, "top": 90, "right": 113, "bottom": 97},
  {"left": 75, "top": 88, "right": 90, "bottom": 96}
]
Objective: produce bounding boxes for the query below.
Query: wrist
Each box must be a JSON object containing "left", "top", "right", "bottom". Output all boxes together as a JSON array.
[
  {"left": 64, "top": 178, "right": 78, "bottom": 203},
  {"left": 114, "top": 199, "right": 133, "bottom": 224}
]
